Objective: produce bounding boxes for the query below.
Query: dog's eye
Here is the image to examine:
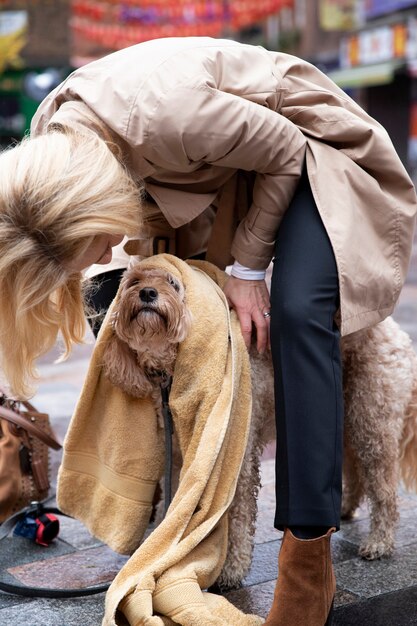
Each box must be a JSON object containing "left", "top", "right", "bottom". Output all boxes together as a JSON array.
[{"left": 168, "top": 277, "right": 180, "bottom": 292}]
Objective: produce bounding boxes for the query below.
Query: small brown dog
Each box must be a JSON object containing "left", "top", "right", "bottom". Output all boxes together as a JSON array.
[
  {"left": 102, "top": 262, "right": 417, "bottom": 587},
  {"left": 103, "top": 266, "right": 192, "bottom": 410}
]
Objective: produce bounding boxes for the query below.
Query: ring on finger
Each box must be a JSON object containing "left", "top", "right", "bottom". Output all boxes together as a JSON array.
[{"left": 263, "top": 311, "right": 271, "bottom": 319}]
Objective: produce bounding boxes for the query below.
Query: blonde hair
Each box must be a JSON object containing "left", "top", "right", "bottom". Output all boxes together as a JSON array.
[{"left": 0, "top": 127, "right": 142, "bottom": 398}]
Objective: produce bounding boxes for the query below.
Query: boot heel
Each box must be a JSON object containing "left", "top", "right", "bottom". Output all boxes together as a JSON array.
[{"left": 324, "top": 601, "right": 334, "bottom": 626}]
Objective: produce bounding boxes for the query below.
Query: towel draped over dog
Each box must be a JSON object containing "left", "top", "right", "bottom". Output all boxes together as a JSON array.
[{"left": 57, "top": 254, "right": 262, "bottom": 625}]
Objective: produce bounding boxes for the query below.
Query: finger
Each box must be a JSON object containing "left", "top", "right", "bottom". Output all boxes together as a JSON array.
[
  {"left": 253, "top": 310, "right": 269, "bottom": 354},
  {"left": 236, "top": 310, "right": 253, "bottom": 349}
]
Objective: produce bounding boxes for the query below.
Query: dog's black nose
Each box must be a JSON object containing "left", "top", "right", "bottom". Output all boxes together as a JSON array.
[{"left": 139, "top": 287, "right": 158, "bottom": 303}]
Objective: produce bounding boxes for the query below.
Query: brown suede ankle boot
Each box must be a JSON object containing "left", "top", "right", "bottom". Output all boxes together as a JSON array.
[{"left": 264, "top": 527, "right": 336, "bottom": 626}]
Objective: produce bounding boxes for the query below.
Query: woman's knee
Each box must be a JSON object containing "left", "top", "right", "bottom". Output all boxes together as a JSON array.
[
  {"left": 271, "top": 295, "right": 313, "bottom": 335},
  {"left": 270, "top": 291, "right": 337, "bottom": 339}
]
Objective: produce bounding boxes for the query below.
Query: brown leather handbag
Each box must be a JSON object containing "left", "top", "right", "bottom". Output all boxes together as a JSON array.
[{"left": 0, "top": 392, "right": 62, "bottom": 522}]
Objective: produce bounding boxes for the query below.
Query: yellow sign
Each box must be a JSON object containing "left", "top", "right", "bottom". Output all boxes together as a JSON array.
[
  {"left": 319, "top": 0, "right": 361, "bottom": 31},
  {"left": 0, "top": 11, "right": 28, "bottom": 74}
]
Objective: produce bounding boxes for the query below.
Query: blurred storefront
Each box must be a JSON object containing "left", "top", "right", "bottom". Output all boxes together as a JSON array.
[
  {"left": 325, "top": 1, "right": 417, "bottom": 175},
  {"left": 70, "top": 0, "right": 294, "bottom": 67},
  {"left": 271, "top": 1, "right": 417, "bottom": 174},
  {"left": 0, "top": 1, "right": 70, "bottom": 144},
  {"left": 0, "top": 10, "right": 28, "bottom": 141}
]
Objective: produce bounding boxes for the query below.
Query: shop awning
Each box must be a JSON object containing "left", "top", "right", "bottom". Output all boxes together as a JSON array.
[{"left": 327, "top": 60, "right": 404, "bottom": 89}]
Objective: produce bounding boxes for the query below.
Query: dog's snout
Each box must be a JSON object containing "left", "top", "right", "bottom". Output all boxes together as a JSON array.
[{"left": 139, "top": 287, "right": 158, "bottom": 303}]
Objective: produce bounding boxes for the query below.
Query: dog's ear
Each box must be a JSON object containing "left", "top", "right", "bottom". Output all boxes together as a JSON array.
[
  {"left": 175, "top": 306, "right": 193, "bottom": 343},
  {"left": 102, "top": 332, "right": 153, "bottom": 399}
]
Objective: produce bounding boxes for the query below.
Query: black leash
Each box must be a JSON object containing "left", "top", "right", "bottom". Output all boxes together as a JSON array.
[
  {"left": 0, "top": 381, "right": 175, "bottom": 599},
  {"left": 160, "top": 373, "right": 174, "bottom": 515}
]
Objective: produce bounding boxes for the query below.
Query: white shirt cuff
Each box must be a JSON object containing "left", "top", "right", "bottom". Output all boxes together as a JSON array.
[{"left": 230, "top": 261, "right": 266, "bottom": 281}]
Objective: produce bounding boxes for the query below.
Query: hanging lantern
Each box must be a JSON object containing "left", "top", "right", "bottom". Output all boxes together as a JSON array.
[{"left": 70, "top": 0, "right": 292, "bottom": 61}]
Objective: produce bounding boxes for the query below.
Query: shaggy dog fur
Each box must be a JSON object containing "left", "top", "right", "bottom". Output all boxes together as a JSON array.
[
  {"left": 102, "top": 264, "right": 417, "bottom": 591},
  {"left": 341, "top": 319, "right": 417, "bottom": 559}
]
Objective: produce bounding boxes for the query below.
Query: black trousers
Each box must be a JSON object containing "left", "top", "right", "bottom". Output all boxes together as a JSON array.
[{"left": 270, "top": 167, "right": 343, "bottom": 530}]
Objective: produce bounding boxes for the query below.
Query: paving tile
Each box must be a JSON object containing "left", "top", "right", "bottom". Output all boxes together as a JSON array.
[
  {"left": 0, "top": 594, "right": 105, "bottom": 626},
  {"left": 58, "top": 516, "right": 103, "bottom": 551},
  {"left": 242, "top": 539, "right": 281, "bottom": 587},
  {"left": 0, "top": 591, "right": 33, "bottom": 610},
  {"left": 334, "top": 587, "right": 361, "bottom": 608},
  {"left": 7, "top": 545, "right": 128, "bottom": 589},
  {"left": 254, "top": 509, "right": 283, "bottom": 545},
  {"left": 331, "top": 535, "right": 359, "bottom": 564},
  {"left": 225, "top": 579, "right": 276, "bottom": 619},
  {"left": 0, "top": 535, "right": 75, "bottom": 570},
  {"left": 335, "top": 543, "right": 417, "bottom": 598},
  {"left": 0, "top": 536, "right": 76, "bottom": 609},
  {"left": 333, "top": 586, "right": 417, "bottom": 626}
]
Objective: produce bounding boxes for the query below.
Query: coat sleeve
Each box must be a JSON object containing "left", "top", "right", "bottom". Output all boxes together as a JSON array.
[{"left": 146, "top": 84, "right": 306, "bottom": 269}]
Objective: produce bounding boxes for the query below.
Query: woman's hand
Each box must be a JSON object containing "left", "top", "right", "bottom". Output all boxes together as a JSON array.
[{"left": 223, "top": 275, "right": 270, "bottom": 353}]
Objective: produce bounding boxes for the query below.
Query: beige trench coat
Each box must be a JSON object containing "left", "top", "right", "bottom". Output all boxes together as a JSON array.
[{"left": 31, "top": 37, "right": 417, "bottom": 335}]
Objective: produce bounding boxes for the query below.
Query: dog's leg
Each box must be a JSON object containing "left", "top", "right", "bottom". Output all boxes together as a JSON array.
[
  {"left": 217, "top": 350, "right": 275, "bottom": 590},
  {"left": 399, "top": 376, "right": 417, "bottom": 492},
  {"left": 217, "top": 428, "right": 261, "bottom": 590},
  {"left": 342, "top": 332, "right": 401, "bottom": 560},
  {"left": 341, "top": 436, "right": 364, "bottom": 520},
  {"left": 354, "top": 422, "right": 400, "bottom": 560}
]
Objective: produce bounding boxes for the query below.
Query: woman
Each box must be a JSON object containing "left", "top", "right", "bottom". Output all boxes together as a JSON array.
[{"left": 0, "top": 37, "right": 415, "bottom": 625}]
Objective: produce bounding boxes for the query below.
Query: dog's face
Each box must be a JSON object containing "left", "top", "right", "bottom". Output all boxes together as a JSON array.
[{"left": 112, "top": 266, "right": 192, "bottom": 351}]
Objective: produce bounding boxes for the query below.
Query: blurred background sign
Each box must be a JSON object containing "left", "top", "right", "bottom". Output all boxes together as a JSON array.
[
  {"left": 365, "top": 0, "right": 417, "bottom": 19},
  {"left": 340, "top": 21, "right": 408, "bottom": 67},
  {"left": 0, "top": 3, "right": 68, "bottom": 146},
  {"left": 0, "top": 11, "right": 28, "bottom": 140},
  {"left": 0, "top": 10, "right": 28, "bottom": 73},
  {"left": 319, "top": 0, "right": 362, "bottom": 31},
  {"left": 70, "top": 0, "right": 294, "bottom": 66}
]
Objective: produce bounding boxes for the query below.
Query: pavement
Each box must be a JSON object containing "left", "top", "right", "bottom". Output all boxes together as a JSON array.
[{"left": 2, "top": 256, "right": 417, "bottom": 625}]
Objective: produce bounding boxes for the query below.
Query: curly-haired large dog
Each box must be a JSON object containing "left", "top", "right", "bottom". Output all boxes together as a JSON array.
[
  {"left": 103, "top": 262, "right": 417, "bottom": 590},
  {"left": 341, "top": 319, "right": 417, "bottom": 559}
]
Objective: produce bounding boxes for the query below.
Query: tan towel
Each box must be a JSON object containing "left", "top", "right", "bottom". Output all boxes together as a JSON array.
[{"left": 57, "top": 254, "right": 263, "bottom": 626}]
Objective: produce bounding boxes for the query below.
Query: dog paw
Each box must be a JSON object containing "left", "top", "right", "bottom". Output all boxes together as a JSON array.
[{"left": 358, "top": 539, "right": 394, "bottom": 560}]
